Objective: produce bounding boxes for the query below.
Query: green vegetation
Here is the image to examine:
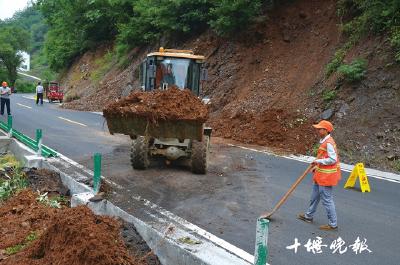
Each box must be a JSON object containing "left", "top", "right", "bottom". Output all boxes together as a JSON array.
[
  {"left": 91, "top": 50, "right": 115, "bottom": 83},
  {"left": 0, "top": 24, "right": 29, "bottom": 85},
  {"left": 0, "top": 155, "right": 27, "bottom": 202},
  {"left": 325, "top": 49, "right": 346, "bottom": 76},
  {"left": 337, "top": 58, "right": 367, "bottom": 82},
  {"left": 36, "top": 0, "right": 262, "bottom": 71},
  {"left": 337, "top": 0, "right": 400, "bottom": 62},
  {"left": 36, "top": 191, "right": 62, "bottom": 208},
  {"left": 322, "top": 90, "right": 337, "bottom": 102},
  {"left": 14, "top": 80, "right": 36, "bottom": 93},
  {"left": 5, "top": 231, "right": 38, "bottom": 255}
]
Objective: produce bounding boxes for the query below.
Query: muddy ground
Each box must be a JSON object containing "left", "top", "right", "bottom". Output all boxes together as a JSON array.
[
  {"left": 59, "top": 0, "right": 400, "bottom": 172},
  {"left": 0, "top": 167, "right": 159, "bottom": 265}
]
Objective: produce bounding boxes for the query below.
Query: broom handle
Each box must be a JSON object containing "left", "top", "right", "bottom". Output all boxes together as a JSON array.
[{"left": 269, "top": 164, "right": 313, "bottom": 215}]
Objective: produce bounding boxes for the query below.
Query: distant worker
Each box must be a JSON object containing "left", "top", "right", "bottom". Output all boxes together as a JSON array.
[
  {"left": 298, "top": 120, "right": 341, "bottom": 231},
  {"left": 36, "top": 81, "right": 44, "bottom": 105},
  {"left": 0, "top": 81, "right": 11, "bottom": 116}
]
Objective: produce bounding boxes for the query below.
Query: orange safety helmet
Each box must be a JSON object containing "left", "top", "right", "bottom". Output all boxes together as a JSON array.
[
  {"left": 313, "top": 120, "right": 334, "bottom": 133},
  {"left": 2, "top": 81, "right": 7, "bottom": 87}
]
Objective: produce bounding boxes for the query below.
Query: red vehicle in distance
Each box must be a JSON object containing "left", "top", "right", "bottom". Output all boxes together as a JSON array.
[{"left": 46, "top": 81, "right": 63, "bottom": 103}]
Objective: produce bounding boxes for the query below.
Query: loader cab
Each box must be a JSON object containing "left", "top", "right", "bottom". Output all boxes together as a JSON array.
[{"left": 140, "top": 48, "right": 207, "bottom": 96}]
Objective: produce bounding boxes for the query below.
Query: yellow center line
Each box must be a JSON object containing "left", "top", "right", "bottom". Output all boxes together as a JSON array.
[
  {"left": 17, "top": 103, "right": 32, "bottom": 109},
  {"left": 58, "top": 116, "right": 87, "bottom": 127}
]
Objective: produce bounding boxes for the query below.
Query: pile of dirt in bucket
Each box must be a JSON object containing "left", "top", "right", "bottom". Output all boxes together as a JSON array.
[
  {"left": 103, "top": 87, "right": 209, "bottom": 123},
  {"left": 0, "top": 190, "right": 159, "bottom": 265}
]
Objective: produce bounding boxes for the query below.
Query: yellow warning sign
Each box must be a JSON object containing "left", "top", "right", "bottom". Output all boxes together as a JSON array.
[{"left": 344, "top": 163, "right": 371, "bottom": 192}]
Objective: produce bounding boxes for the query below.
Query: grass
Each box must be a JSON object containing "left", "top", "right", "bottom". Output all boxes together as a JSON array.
[
  {"left": 337, "top": 58, "right": 367, "bottom": 82},
  {"left": 5, "top": 231, "right": 38, "bottom": 255},
  {"left": 393, "top": 160, "right": 400, "bottom": 172},
  {"left": 0, "top": 155, "right": 27, "bottom": 202},
  {"left": 322, "top": 90, "right": 337, "bottom": 102},
  {"left": 91, "top": 50, "right": 115, "bottom": 83}
]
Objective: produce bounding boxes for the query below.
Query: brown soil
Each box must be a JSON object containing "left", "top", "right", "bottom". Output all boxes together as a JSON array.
[
  {"left": 59, "top": 0, "right": 400, "bottom": 171},
  {"left": 209, "top": 108, "right": 316, "bottom": 154},
  {"left": 103, "top": 87, "right": 209, "bottom": 123},
  {"left": 25, "top": 168, "right": 69, "bottom": 197},
  {"left": 0, "top": 190, "right": 57, "bottom": 251},
  {"left": 0, "top": 190, "right": 157, "bottom": 265}
]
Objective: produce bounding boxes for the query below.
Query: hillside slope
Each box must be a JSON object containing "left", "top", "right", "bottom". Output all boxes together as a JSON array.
[{"left": 60, "top": 0, "right": 400, "bottom": 172}]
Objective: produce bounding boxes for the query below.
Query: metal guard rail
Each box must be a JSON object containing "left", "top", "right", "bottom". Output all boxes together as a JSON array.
[{"left": 0, "top": 120, "right": 58, "bottom": 158}]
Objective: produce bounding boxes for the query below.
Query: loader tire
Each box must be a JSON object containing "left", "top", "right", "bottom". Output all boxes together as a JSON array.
[
  {"left": 131, "top": 136, "right": 149, "bottom": 170},
  {"left": 191, "top": 137, "right": 208, "bottom": 174}
]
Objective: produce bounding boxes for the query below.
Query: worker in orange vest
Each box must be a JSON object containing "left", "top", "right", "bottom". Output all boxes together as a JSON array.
[{"left": 298, "top": 120, "right": 341, "bottom": 230}]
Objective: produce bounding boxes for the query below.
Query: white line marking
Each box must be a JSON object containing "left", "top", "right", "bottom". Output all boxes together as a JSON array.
[
  {"left": 227, "top": 144, "right": 400, "bottom": 184},
  {"left": 58, "top": 116, "right": 87, "bottom": 127},
  {"left": 132, "top": 194, "right": 256, "bottom": 264},
  {"left": 22, "top": 95, "right": 34, "bottom": 100},
  {"left": 17, "top": 71, "right": 41, "bottom": 80},
  {"left": 17, "top": 103, "right": 32, "bottom": 109},
  {"left": 55, "top": 152, "right": 255, "bottom": 264},
  {"left": 91, "top": 112, "right": 103, "bottom": 116}
]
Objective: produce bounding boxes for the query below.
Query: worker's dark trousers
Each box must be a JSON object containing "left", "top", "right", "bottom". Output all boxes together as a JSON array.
[
  {"left": 0, "top": 98, "right": 11, "bottom": 115},
  {"left": 36, "top": 93, "right": 43, "bottom": 105}
]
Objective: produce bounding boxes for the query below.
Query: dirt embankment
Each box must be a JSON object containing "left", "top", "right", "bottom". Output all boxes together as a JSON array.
[{"left": 59, "top": 0, "right": 400, "bottom": 171}]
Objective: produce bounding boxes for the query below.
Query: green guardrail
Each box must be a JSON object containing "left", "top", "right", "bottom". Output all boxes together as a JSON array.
[{"left": 0, "top": 116, "right": 58, "bottom": 158}]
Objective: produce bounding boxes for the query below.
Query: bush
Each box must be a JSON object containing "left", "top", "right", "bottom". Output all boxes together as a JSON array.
[
  {"left": 64, "top": 91, "right": 80, "bottom": 102},
  {"left": 338, "top": 0, "right": 400, "bottom": 62},
  {"left": 326, "top": 49, "right": 346, "bottom": 77},
  {"left": 209, "top": 0, "right": 262, "bottom": 36},
  {"left": 391, "top": 27, "right": 400, "bottom": 62},
  {"left": 322, "top": 90, "right": 337, "bottom": 102},
  {"left": 14, "top": 80, "right": 35, "bottom": 93},
  {"left": 337, "top": 58, "right": 367, "bottom": 82}
]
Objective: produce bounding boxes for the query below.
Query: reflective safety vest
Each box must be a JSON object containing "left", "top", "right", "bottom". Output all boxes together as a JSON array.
[{"left": 313, "top": 136, "right": 341, "bottom": 186}]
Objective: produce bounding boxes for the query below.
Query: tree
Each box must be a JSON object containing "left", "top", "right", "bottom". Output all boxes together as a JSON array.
[{"left": 0, "top": 25, "right": 30, "bottom": 85}]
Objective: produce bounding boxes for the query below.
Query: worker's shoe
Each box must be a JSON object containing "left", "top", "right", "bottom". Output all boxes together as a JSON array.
[
  {"left": 297, "top": 213, "right": 313, "bottom": 223},
  {"left": 319, "top": 224, "right": 338, "bottom": 231}
]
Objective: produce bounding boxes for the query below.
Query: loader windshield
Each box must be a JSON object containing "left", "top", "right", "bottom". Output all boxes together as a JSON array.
[{"left": 156, "top": 58, "right": 190, "bottom": 90}]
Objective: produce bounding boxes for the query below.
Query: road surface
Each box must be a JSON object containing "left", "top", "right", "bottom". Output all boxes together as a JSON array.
[{"left": 3, "top": 93, "right": 400, "bottom": 265}]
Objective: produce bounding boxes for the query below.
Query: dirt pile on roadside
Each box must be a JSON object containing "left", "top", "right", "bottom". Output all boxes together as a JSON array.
[
  {"left": 210, "top": 108, "right": 316, "bottom": 154},
  {"left": 0, "top": 190, "right": 57, "bottom": 251},
  {"left": 25, "top": 168, "right": 69, "bottom": 197},
  {"left": 4, "top": 206, "right": 144, "bottom": 265},
  {"left": 104, "top": 87, "right": 208, "bottom": 123},
  {"left": 0, "top": 191, "right": 151, "bottom": 265}
]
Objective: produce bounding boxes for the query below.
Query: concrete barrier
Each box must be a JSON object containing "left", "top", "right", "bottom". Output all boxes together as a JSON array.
[{"left": 0, "top": 136, "right": 254, "bottom": 265}]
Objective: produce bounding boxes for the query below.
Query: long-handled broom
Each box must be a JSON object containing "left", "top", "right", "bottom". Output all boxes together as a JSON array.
[{"left": 261, "top": 164, "right": 313, "bottom": 220}]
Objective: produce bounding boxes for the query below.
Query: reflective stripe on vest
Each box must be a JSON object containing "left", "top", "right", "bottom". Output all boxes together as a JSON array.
[{"left": 313, "top": 136, "right": 341, "bottom": 186}]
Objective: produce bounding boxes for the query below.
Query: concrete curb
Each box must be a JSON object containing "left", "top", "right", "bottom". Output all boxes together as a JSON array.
[
  {"left": 227, "top": 143, "right": 400, "bottom": 184},
  {"left": 1, "top": 137, "right": 254, "bottom": 265}
]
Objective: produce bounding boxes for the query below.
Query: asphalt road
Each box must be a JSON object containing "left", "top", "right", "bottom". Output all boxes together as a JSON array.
[
  {"left": 4, "top": 93, "right": 400, "bottom": 265},
  {"left": 0, "top": 93, "right": 127, "bottom": 160}
]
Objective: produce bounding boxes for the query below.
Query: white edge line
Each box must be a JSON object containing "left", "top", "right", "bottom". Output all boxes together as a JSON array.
[
  {"left": 16, "top": 103, "right": 32, "bottom": 109},
  {"left": 22, "top": 96, "right": 35, "bottom": 100},
  {"left": 227, "top": 144, "right": 400, "bottom": 184},
  {"left": 58, "top": 116, "right": 87, "bottom": 127},
  {"left": 17, "top": 71, "right": 41, "bottom": 81},
  {"left": 57, "top": 153, "right": 256, "bottom": 264},
  {"left": 132, "top": 194, "right": 256, "bottom": 264},
  {"left": 91, "top": 111, "right": 103, "bottom": 116}
]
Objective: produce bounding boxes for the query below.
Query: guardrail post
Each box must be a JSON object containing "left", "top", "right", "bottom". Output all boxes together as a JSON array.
[
  {"left": 36, "top": 129, "right": 43, "bottom": 156},
  {"left": 254, "top": 218, "right": 269, "bottom": 265},
  {"left": 93, "top": 153, "right": 102, "bottom": 194},
  {"left": 7, "top": 115, "right": 12, "bottom": 137}
]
